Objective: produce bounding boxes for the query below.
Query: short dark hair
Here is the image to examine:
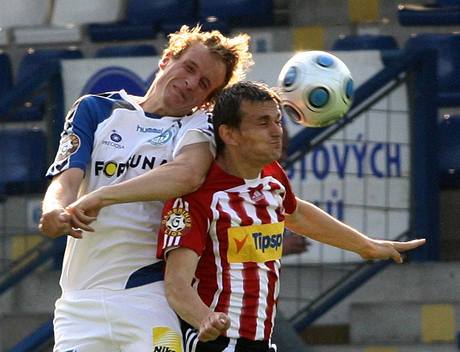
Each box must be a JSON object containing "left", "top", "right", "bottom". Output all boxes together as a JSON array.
[{"left": 212, "top": 81, "right": 281, "bottom": 155}]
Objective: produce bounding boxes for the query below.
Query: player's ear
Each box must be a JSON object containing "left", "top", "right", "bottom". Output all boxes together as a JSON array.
[{"left": 219, "top": 124, "right": 238, "bottom": 147}]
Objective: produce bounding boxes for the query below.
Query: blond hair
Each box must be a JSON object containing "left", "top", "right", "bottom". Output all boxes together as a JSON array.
[{"left": 162, "top": 25, "right": 253, "bottom": 105}]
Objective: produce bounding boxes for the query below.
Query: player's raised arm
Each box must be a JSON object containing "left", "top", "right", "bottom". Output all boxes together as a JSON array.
[
  {"left": 92, "top": 141, "right": 213, "bottom": 201},
  {"left": 66, "top": 141, "right": 213, "bottom": 223},
  {"left": 285, "top": 197, "right": 425, "bottom": 263}
]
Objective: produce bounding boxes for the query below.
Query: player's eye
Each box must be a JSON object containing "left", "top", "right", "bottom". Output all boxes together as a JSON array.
[{"left": 200, "top": 80, "right": 208, "bottom": 90}]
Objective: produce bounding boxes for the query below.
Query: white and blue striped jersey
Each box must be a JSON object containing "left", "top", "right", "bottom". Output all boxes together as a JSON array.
[{"left": 47, "top": 90, "right": 214, "bottom": 291}]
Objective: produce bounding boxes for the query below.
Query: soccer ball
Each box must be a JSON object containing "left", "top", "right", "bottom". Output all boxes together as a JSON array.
[{"left": 277, "top": 51, "right": 354, "bottom": 128}]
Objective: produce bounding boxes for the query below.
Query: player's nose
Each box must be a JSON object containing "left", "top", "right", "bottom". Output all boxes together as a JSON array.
[
  {"left": 270, "top": 122, "right": 283, "bottom": 137},
  {"left": 185, "top": 76, "right": 199, "bottom": 90}
]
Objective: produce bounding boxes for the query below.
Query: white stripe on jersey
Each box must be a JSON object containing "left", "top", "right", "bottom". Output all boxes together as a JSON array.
[
  {"left": 270, "top": 262, "right": 281, "bottom": 339},
  {"left": 185, "top": 328, "right": 199, "bottom": 352},
  {"left": 261, "top": 176, "right": 285, "bottom": 220},
  {"left": 238, "top": 191, "right": 261, "bottom": 225},
  {"left": 226, "top": 263, "right": 244, "bottom": 338},
  {"left": 255, "top": 262, "right": 270, "bottom": 340},
  {"left": 173, "top": 197, "right": 189, "bottom": 211},
  {"left": 223, "top": 339, "right": 237, "bottom": 351},
  {"left": 164, "top": 235, "right": 181, "bottom": 248}
]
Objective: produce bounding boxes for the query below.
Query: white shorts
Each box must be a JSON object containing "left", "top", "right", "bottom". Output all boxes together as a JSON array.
[{"left": 53, "top": 282, "right": 183, "bottom": 352}]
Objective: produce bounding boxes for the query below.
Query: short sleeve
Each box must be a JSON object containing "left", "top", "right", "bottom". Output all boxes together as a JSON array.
[
  {"left": 157, "top": 195, "right": 210, "bottom": 259},
  {"left": 172, "top": 111, "right": 215, "bottom": 158},
  {"left": 265, "top": 161, "right": 297, "bottom": 214},
  {"left": 46, "top": 95, "right": 107, "bottom": 177}
]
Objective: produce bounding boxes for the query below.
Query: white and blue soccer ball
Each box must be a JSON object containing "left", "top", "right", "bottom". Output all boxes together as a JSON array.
[{"left": 278, "top": 51, "right": 354, "bottom": 128}]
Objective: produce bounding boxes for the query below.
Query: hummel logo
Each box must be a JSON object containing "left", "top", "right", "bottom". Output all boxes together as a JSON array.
[{"left": 234, "top": 234, "right": 248, "bottom": 253}]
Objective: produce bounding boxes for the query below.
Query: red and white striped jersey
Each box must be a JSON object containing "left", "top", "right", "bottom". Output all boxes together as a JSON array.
[{"left": 157, "top": 161, "right": 297, "bottom": 341}]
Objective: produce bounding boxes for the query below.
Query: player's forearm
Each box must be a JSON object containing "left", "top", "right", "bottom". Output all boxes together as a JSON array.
[
  {"left": 42, "top": 169, "right": 83, "bottom": 213},
  {"left": 40, "top": 169, "right": 85, "bottom": 238},
  {"left": 285, "top": 198, "right": 374, "bottom": 257},
  {"left": 94, "top": 143, "right": 213, "bottom": 206},
  {"left": 94, "top": 165, "right": 203, "bottom": 206},
  {"left": 165, "top": 278, "right": 212, "bottom": 330},
  {"left": 42, "top": 183, "right": 73, "bottom": 213},
  {"left": 164, "top": 248, "right": 213, "bottom": 330}
]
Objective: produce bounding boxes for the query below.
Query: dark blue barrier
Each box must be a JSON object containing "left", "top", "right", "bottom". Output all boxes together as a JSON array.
[
  {"left": 0, "top": 238, "right": 66, "bottom": 296},
  {"left": 9, "top": 319, "right": 53, "bottom": 352},
  {"left": 398, "top": 4, "right": 460, "bottom": 26},
  {"left": 408, "top": 49, "right": 439, "bottom": 261}
]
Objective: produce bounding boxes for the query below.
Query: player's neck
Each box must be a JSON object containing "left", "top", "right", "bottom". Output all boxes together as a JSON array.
[
  {"left": 139, "top": 86, "right": 191, "bottom": 117},
  {"left": 217, "top": 152, "right": 262, "bottom": 180}
]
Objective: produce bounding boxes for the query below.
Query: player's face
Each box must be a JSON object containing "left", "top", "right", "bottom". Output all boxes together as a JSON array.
[
  {"left": 235, "top": 100, "right": 284, "bottom": 165},
  {"left": 153, "top": 43, "right": 227, "bottom": 116}
]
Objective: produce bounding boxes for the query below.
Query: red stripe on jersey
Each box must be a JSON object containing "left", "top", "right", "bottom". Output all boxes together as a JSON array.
[
  {"left": 214, "top": 200, "right": 232, "bottom": 317},
  {"left": 195, "top": 234, "right": 218, "bottom": 307},
  {"left": 239, "top": 262, "right": 260, "bottom": 340},
  {"left": 268, "top": 180, "right": 281, "bottom": 191},
  {"left": 250, "top": 184, "right": 271, "bottom": 224},
  {"left": 263, "top": 260, "right": 278, "bottom": 339},
  {"left": 228, "top": 192, "right": 253, "bottom": 226}
]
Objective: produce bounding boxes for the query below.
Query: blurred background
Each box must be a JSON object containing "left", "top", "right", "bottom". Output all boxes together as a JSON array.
[{"left": 0, "top": 0, "right": 459, "bottom": 351}]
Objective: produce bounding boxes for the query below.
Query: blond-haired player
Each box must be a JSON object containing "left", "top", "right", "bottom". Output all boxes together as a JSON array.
[{"left": 39, "top": 26, "right": 253, "bottom": 352}]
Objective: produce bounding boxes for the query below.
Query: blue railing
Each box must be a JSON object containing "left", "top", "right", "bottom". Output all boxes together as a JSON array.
[
  {"left": 9, "top": 320, "right": 53, "bottom": 352},
  {"left": 0, "top": 238, "right": 65, "bottom": 296}
]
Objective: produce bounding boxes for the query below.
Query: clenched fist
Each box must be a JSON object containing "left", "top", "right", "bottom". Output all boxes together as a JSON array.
[{"left": 198, "top": 312, "right": 230, "bottom": 342}]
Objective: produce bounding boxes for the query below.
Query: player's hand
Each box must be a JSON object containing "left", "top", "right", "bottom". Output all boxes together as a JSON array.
[
  {"left": 361, "top": 238, "right": 426, "bottom": 263},
  {"left": 66, "top": 192, "right": 102, "bottom": 229},
  {"left": 39, "top": 208, "right": 83, "bottom": 239},
  {"left": 282, "top": 231, "right": 311, "bottom": 256},
  {"left": 65, "top": 206, "right": 97, "bottom": 233},
  {"left": 198, "top": 312, "right": 230, "bottom": 342}
]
